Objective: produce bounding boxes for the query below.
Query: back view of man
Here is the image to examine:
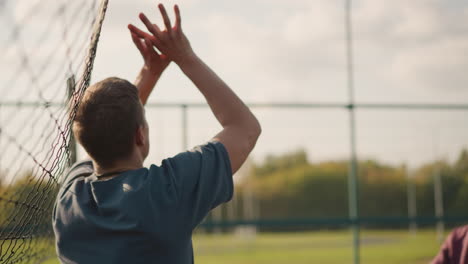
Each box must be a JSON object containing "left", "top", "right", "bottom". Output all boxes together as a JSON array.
[{"left": 52, "top": 3, "right": 261, "bottom": 264}]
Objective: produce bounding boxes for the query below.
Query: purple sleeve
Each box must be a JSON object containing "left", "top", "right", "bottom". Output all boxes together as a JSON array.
[{"left": 432, "top": 225, "right": 468, "bottom": 264}]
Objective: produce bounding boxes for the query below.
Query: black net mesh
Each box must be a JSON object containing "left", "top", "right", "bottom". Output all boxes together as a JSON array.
[{"left": 0, "top": 0, "right": 108, "bottom": 262}]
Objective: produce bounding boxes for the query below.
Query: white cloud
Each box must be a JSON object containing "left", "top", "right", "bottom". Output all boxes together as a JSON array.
[
  {"left": 389, "top": 38, "right": 468, "bottom": 91},
  {"left": 179, "top": 0, "right": 468, "bottom": 103},
  {"left": 349, "top": 0, "right": 468, "bottom": 101},
  {"left": 4, "top": 0, "right": 467, "bottom": 166}
]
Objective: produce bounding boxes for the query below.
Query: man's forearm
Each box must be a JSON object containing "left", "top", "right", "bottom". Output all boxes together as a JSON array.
[
  {"left": 133, "top": 4, "right": 260, "bottom": 173},
  {"left": 134, "top": 66, "right": 163, "bottom": 105},
  {"left": 178, "top": 54, "right": 260, "bottom": 132}
]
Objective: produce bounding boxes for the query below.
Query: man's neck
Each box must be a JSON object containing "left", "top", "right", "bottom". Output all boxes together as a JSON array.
[{"left": 94, "top": 157, "right": 143, "bottom": 177}]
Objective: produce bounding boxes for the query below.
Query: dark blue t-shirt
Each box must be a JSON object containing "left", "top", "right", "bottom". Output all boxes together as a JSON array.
[{"left": 52, "top": 141, "right": 233, "bottom": 264}]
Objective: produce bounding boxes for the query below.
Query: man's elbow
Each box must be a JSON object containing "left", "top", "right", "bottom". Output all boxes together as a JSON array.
[
  {"left": 254, "top": 119, "right": 262, "bottom": 139},
  {"left": 248, "top": 119, "right": 262, "bottom": 147}
]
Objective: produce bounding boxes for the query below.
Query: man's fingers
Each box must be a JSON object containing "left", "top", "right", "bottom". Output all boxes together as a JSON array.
[
  {"left": 148, "top": 35, "right": 166, "bottom": 53},
  {"left": 139, "top": 13, "right": 162, "bottom": 38},
  {"left": 130, "top": 31, "right": 146, "bottom": 55},
  {"left": 144, "top": 37, "right": 159, "bottom": 56},
  {"left": 152, "top": 23, "right": 163, "bottom": 35},
  {"left": 158, "top": 4, "right": 172, "bottom": 32},
  {"left": 174, "top": 5, "right": 181, "bottom": 30},
  {"left": 128, "top": 24, "right": 153, "bottom": 39}
]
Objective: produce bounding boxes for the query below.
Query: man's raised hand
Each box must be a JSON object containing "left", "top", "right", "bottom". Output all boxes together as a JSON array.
[
  {"left": 128, "top": 4, "right": 195, "bottom": 65},
  {"left": 129, "top": 31, "right": 170, "bottom": 74},
  {"left": 129, "top": 7, "right": 173, "bottom": 105}
]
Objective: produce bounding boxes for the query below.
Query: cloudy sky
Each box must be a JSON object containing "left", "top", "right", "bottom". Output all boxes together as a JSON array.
[
  {"left": 2, "top": 0, "right": 468, "bottom": 177},
  {"left": 88, "top": 0, "right": 468, "bottom": 169}
]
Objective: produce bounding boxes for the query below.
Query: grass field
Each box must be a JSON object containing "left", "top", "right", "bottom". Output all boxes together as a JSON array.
[
  {"left": 43, "top": 229, "right": 443, "bottom": 264},
  {"left": 192, "top": 229, "right": 442, "bottom": 264}
]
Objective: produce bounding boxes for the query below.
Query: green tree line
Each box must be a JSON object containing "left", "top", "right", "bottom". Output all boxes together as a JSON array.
[
  {"left": 238, "top": 149, "right": 468, "bottom": 223},
  {"left": 1, "top": 150, "right": 467, "bottom": 231}
]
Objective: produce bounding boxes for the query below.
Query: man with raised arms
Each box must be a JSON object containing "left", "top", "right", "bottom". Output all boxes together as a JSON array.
[{"left": 53, "top": 3, "right": 261, "bottom": 264}]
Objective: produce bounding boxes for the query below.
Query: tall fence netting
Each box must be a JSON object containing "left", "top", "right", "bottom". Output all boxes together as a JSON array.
[{"left": 0, "top": 0, "right": 108, "bottom": 262}]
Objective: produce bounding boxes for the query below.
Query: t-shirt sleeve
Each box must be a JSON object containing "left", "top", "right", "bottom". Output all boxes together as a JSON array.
[
  {"left": 431, "top": 226, "right": 468, "bottom": 264},
  {"left": 53, "top": 160, "right": 94, "bottom": 222},
  {"left": 161, "top": 141, "right": 233, "bottom": 229},
  {"left": 431, "top": 236, "right": 452, "bottom": 264},
  {"left": 57, "top": 160, "right": 94, "bottom": 198},
  {"left": 431, "top": 227, "right": 459, "bottom": 264}
]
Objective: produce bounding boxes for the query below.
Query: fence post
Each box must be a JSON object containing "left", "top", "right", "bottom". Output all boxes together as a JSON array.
[
  {"left": 67, "top": 75, "right": 77, "bottom": 165},
  {"left": 433, "top": 165, "right": 444, "bottom": 242},
  {"left": 345, "top": 0, "right": 360, "bottom": 262},
  {"left": 406, "top": 167, "right": 417, "bottom": 235},
  {"left": 348, "top": 105, "right": 360, "bottom": 264}
]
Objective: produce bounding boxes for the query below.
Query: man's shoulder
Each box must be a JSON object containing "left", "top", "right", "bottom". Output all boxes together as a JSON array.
[
  {"left": 57, "top": 160, "right": 94, "bottom": 196},
  {"left": 450, "top": 225, "right": 468, "bottom": 241},
  {"left": 162, "top": 141, "right": 229, "bottom": 166},
  {"left": 64, "top": 160, "right": 94, "bottom": 181}
]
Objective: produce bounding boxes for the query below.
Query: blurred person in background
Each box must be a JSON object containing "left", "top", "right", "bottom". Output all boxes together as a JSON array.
[{"left": 432, "top": 225, "right": 468, "bottom": 264}]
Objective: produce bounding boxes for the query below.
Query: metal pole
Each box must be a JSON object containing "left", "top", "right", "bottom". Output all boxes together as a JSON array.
[
  {"left": 67, "top": 75, "right": 77, "bottom": 165},
  {"left": 348, "top": 108, "right": 360, "bottom": 264},
  {"left": 433, "top": 164, "right": 445, "bottom": 242},
  {"left": 432, "top": 131, "right": 445, "bottom": 242},
  {"left": 227, "top": 192, "right": 236, "bottom": 222},
  {"left": 345, "top": 0, "right": 360, "bottom": 263},
  {"left": 406, "top": 167, "right": 417, "bottom": 235}
]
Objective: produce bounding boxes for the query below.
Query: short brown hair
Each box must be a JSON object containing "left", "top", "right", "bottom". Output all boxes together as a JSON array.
[{"left": 73, "top": 77, "right": 144, "bottom": 168}]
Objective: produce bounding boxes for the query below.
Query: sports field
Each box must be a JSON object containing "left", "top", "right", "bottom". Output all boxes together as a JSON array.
[{"left": 43, "top": 229, "right": 442, "bottom": 264}]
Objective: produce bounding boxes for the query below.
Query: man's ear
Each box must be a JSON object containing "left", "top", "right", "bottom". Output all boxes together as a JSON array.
[{"left": 135, "top": 125, "right": 145, "bottom": 146}]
